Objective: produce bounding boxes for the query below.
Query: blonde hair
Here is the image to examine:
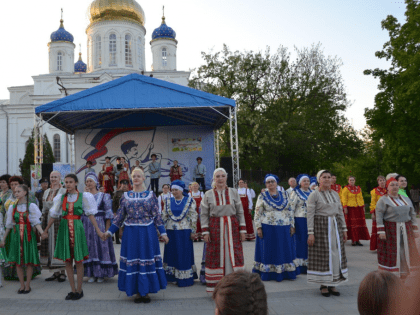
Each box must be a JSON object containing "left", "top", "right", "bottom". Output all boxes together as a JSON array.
[
  {"left": 131, "top": 168, "right": 146, "bottom": 190},
  {"left": 191, "top": 181, "right": 199, "bottom": 187}
]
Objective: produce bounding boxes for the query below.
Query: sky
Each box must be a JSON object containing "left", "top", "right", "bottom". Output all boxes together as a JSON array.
[{"left": 0, "top": 0, "right": 407, "bottom": 130}]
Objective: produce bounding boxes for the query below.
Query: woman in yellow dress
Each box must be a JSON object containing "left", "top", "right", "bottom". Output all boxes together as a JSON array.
[{"left": 341, "top": 176, "right": 370, "bottom": 246}]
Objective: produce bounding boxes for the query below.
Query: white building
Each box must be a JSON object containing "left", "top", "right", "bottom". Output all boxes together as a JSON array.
[{"left": 0, "top": 0, "right": 190, "bottom": 175}]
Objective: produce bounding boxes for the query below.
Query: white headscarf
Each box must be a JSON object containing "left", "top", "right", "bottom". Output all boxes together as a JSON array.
[{"left": 316, "top": 170, "right": 327, "bottom": 183}]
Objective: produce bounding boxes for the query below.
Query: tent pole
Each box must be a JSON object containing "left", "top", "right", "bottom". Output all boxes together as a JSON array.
[
  {"left": 229, "top": 107, "right": 240, "bottom": 188},
  {"left": 216, "top": 129, "right": 220, "bottom": 168}
]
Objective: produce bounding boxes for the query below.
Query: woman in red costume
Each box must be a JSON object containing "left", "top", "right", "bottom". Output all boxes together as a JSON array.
[
  {"left": 341, "top": 176, "right": 370, "bottom": 246},
  {"left": 169, "top": 160, "right": 183, "bottom": 182},
  {"left": 369, "top": 176, "right": 387, "bottom": 251},
  {"left": 237, "top": 179, "right": 255, "bottom": 241},
  {"left": 330, "top": 174, "right": 342, "bottom": 201},
  {"left": 188, "top": 182, "right": 204, "bottom": 241},
  {"left": 98, "top": 157, "right": 115, "bottom": 194},
  {"left": 118, "top": 157, "right": 132, "bottom": 190}
]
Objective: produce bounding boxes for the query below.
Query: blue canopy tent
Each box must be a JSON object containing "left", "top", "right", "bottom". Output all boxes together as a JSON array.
[{"left": 35, "top": 73, "right": 240, "bottom": 185}]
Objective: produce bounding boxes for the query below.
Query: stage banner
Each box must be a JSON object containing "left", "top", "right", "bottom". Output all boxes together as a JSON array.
[{"left": 74, "top": 126, "right": 215, "bottom": 191}]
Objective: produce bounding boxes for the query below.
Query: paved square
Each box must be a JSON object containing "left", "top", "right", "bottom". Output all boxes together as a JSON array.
[{"left": 0, "top": 221, "right": 379, "bottom": 314}]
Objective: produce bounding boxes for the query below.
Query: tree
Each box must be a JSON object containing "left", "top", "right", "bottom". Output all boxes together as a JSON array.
[
  {"left": 364, "top": 0, "right": 420, "bottom": 185},
  {"left": 19, "top": 131, "right": 55, "bottom": 180},
  {"left": 190, "top": 44, "right": 363, "bottom": 174}
]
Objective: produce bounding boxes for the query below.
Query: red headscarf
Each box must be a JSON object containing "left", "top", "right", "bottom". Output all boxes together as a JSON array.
[{"left": 386, "top": 177, "right": 397, "bottom": 189}]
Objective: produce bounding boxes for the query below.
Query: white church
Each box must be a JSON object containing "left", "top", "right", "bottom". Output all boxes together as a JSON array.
[{"left": 0, "top": 0, "right": 190, "bottom": 176}]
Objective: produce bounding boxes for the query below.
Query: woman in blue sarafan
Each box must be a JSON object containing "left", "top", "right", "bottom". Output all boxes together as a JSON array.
[
  {"left": 162, "top": 180, "right": 198, "bottom": 287},
  {"left": 253, "top": 174, "right": 299, "bottom": 281},
  {"left": 289, "top": 174, "right": 313, "bottom": 274},
  {"left": 104, "top": 168, "right": 169, "bottom": 304}
]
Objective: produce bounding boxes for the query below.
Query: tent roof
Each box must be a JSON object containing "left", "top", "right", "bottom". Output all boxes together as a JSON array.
[{"left": 35, "top": 73, "right": 234, "bottom": 134}]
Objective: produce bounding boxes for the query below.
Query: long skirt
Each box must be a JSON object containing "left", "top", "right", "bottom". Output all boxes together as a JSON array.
[
  {"left": 346, "top": 206, "right": 370, "bottom": 242},
  {"left": 54, "top": 218, "right": 89, "bottom": 264},
  {"left": 253, "top": 223, "right": 299, "bottom": 282},
  {"left": 307, "top": 215, "right": 348, "bottom": 286},
  {"left": 118, "top": 224, "right": 167, "bottom": 297},
  {"left": 40, "top": 212, "right": 66, "bottom": 271},
  {"left": 244, "top": 210, "right": 256, "bottom": 241},
  {"left": 163, "top": 229, "right": 197, "bottom": 287},
  {"left": 4, "top": 233, "right": 41, "bottom": 280},
  {"left": 205, "top": 216, "right": 244, "bottom": 292},
  {"left": 200, "top": 243, "right": 206, "bottom": 284},
  {"left": 81, "top": 214, "right": 118, "bottom": 278},
  {"left": 377, "top": 221, "right": 420, "bottom": 277},
  {"left": 294, "top": 217, "right": 308, "bottom": 274},
  {"left": 370, "top": 215, "right": 378, "bottom": 251},
  {"left": 7, "top": 227, "right": 40, "bottom": 266}
]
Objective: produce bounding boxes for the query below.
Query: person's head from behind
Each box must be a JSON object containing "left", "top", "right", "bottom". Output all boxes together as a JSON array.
[
  {"left": 358, "top": 270, "right": 405, "bottom": 315},
  {"left": 120, "top": 180, "right": 129, "bottom": 192},
  {"left": 213, "top": 271, "right": 267, "bottom": 315}
]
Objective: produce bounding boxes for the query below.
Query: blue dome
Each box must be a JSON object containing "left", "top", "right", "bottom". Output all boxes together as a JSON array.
[
  {"left": 74, "top": 53, "right": 87, "bottom": 73},
  {"left": 50, "top": 19, "right": 74, "bottom": 43},
  {"left": 152, "top": 17, "right": 176, "bottom": 41}
]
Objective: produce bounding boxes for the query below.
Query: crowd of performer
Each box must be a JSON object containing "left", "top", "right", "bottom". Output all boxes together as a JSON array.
[{"left": 0, "top": 164, "right": 418, "bottom": 303}]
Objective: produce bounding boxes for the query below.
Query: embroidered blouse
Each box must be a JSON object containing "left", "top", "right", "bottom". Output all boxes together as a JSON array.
[
  {"left": 200, "top": 188, "right": 246, "bottom": 235},
  {"left": 49, "top": 192, "right": 98, "bottom": 218},
  {"left": 6, "top": 203, "right": 42, "bottom": 229},
  {"left": 307, "top": 189, "right": 347, "bottom": 235},
  {"left": 93, "top": 192, "right": 114, "bottom": 220},
  {"left": 254, "top": 190, "right": 294, "bottom": 229},
  {"left": 188, "top": 191, "right": 204, "bottom": 199},
  {"left": 162, "top": 196, "right": 197, "bottom": 233},
  {"left": 341, "top": 185, "right": 364, "bottom": 208},
  {"left": 158, "top": 193, "right": 173, "bottom": 213},
  {"left": 237, "top": 188, "right": 253, "bottom": 210},
  {"left": 289, "top": 188, "right": 313, "bottom": 218},
  {"left": 370, "top": 187, "right": 387, "bottom": 214},
  {"left": 375, "top": 195, "right": 418, "bottom": 235},
  {"left": 108, "top": 190, "right": 166, "bottom": 236}
]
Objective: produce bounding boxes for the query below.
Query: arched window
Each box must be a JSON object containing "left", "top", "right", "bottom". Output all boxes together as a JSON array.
[
  {"left": 53, "top": 134, "right": 61, "bottom": 162},
  {"left": 109, "top": 34, "right": 117, "bottom": 66},
  {"left": 125, "top": 34, "right": 132, "bottom": 67},
  {"left": 57, "top": 52, "right": 62, "bottom": 71},
  {"left": 162, "top": 48, "right": 167, "bottom": 67},
  {"left": 137, "top": 36, "right": 142, "bottom": 69},
  {"left": 95, "top": 35, "right": 102, "bottom": 68}
]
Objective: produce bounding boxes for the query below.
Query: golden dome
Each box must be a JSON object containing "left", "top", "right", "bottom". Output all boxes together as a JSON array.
[{"left": 88, "top": 0, "right": 145, "bottom": 27}]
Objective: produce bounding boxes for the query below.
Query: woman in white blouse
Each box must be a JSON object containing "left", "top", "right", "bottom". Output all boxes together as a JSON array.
[
  {"left": 1, "top": 184, "right": 43, "bottom": 293},
  {"left": 42, "top": 174, "right": 102, "bottom": 301}
]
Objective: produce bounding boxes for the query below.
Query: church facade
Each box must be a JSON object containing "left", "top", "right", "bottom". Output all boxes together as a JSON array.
[{"left": 0, "top": 0, "right": 190, "bottom": 175}]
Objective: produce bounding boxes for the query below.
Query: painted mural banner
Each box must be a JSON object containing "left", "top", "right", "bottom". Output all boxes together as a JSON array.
[
  {"left": 74, "top": 126, "right": 215, "bottom": 191},
  {"left": 172, "top": 137, "right": 202, "bottom": 152}
]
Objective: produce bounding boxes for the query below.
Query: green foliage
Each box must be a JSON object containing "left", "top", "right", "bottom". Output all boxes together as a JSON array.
[
  {"left": 190, "top": 44, "right": 363, "bottom": 174},
  {"left": 364, "top": 0, "right": 420, "bottom": 186},
  {"left": 19, "top": 131, "right": 55, "bottom": 180}
]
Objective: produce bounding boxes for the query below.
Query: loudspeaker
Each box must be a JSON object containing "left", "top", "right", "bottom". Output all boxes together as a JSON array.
[
  {"left": 42, "top": 164, "right": 53, "bottom": 182},
  {"left": 220, "top": 157, "right": 233, "bottom": 188}
]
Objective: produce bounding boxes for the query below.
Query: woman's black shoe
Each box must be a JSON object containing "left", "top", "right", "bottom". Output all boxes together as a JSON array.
[
  {"left": 320, "top": 286, "right": 330, "bottom": 297},
  {"left": 65, "top": 292, "right": 75, "bottom": 300},
  {"left": 72, "top": 291, "right": 84, "bottom": 300},
  {"left": 134, "top": 297, "right": 143, "bottom": 303},
  {"left": 356, "top": 242, "right": 363, "bottom": 246},
  {"left": 142, "top": 295, "right": 151, "bottom": 303},
  {"left": 328, "top": 287, "right": 340, "bottom": 296},
  {"left": 23, "top": 287, "right": 31, "bottom": 294},
  {"left": 17, "top": 288, "right": 25, "bottom": 294},
  {"left": 351, "top": 243, "right": 356, "bottom": 246},
  {"left": 57, "top": 274, "right": 67, "bottom": 283}
]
